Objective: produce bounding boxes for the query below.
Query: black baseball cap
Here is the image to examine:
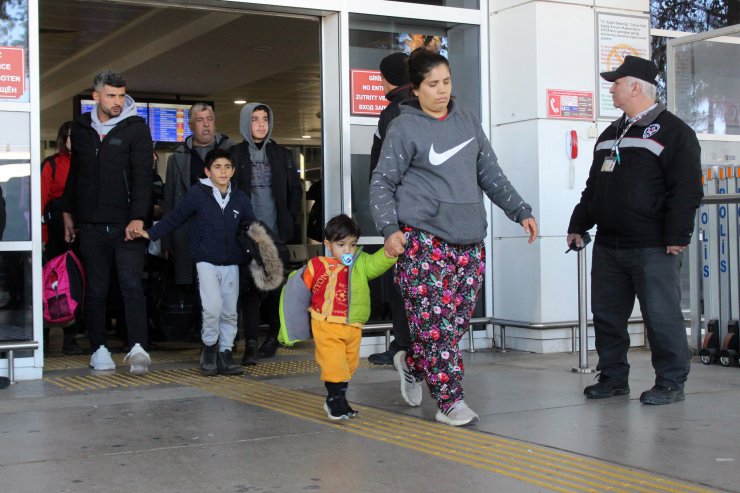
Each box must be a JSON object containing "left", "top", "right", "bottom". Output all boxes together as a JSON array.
[{"left": 600, "top": 55, "right": 659, "bottom": 85}]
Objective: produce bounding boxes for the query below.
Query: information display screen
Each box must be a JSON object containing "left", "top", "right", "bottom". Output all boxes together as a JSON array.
[
  {"left": 148, "top": 102, "right": 190, "bottom": 143},
  {"left": 75, "top": 97, "right": 203, "bottom": 144}
]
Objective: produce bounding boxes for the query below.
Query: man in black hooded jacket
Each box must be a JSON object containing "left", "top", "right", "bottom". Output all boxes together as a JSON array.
[{"left": 62, "top": 70, "right": 152, "bottom": 374}]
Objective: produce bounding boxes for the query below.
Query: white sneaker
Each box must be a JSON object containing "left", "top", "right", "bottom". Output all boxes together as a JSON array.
[
  {"left": 435, "top": 400, "right": 479, "bottom": 427},
  {"left": 90, "top": 346, "right": 115, "bottom": 371},
  {"left": 123, "top": 343, "right": 150, "bottom": 375},
  {"left": 394, "top": 350, "right": 422, "bottom": 406}
]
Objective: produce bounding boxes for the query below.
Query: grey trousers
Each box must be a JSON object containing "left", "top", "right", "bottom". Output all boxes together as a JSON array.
[{"left": 196, "top": 262, "right": 239, "bottom": 351}]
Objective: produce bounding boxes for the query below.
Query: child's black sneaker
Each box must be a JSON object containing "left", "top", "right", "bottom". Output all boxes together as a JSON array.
[
  {"left": 344, "top": 398, "right": 359, "bottom": 418},
  {"left": 323, "top": 396, "right": 349, "bottom": 420}
]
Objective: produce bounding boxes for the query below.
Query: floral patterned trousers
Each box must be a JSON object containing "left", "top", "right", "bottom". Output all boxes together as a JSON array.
[{"left": 395, "top": 227, "right": 485, "bottom": 411}]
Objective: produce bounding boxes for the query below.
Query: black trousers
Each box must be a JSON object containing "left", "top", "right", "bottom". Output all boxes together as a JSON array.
[
  {"left": 240, "top": 288, "right": 280, "bottom": 342},
  {"left": 78, "top": 223, "right": 148, "bottom": 351},
  {"left": 591, "top": 243, "right": 691, "bottom": 389}
]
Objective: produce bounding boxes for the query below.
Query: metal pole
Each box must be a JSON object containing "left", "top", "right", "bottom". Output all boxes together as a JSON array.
[
  {"left": 8, "top": 349, "right": 15, "bottom": 384},
  {"left": 573, "top": 246, "right": 595, "bottom": 373},
  {"left": 499, "top": 325, "right": 507, "bottom": 352},
  {"left": 691, "top": 219, "right": 703, "bottom": 351},
  {"left": 467, "top": 325, "right": 476, "bottom": 352}
]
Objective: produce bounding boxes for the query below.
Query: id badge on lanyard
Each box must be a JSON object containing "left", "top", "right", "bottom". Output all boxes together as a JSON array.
[{"left": 601, "top": 156, "right": 617, "bottom": 172}]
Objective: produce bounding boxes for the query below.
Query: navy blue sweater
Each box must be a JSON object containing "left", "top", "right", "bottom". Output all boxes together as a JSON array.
[{"left": 148, "top": 181, "right": 255, "bottom": 265}]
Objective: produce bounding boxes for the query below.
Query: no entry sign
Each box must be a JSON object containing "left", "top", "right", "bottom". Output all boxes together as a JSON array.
[{"left": 0, "top": 47, "right": 25, "bottom": 99}]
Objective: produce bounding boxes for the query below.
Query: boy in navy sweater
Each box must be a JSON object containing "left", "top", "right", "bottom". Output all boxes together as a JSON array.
[{"left": 136, "top": 148, "right": 255, "bottom": 375}]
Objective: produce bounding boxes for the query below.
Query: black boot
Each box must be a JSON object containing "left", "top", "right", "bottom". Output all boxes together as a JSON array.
[
  {"left": 242, "top": 339, "right": 259, "bottom": 366},
  {"left": 62, "top": 328, "right": 83, "bottom": 355},
  {"left": 259, "top": 334, "right": 279, "bottom": 357},
  {"left": 217, "top": 350, "right": 244, "bottom": 375},
  {"left": 201, "top": 343, "right": 218, "bottom": 376}
]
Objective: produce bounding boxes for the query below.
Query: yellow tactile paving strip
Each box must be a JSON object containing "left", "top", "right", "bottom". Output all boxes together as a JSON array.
[
  {"left": 43, "top": 369, "right": 713, "bottom": 493},
  {"left": 44, "top": 345, "right": 309, "bottom": 371},
  {"left": 45, "top": 360, "right": 374, "bottom": 389}
]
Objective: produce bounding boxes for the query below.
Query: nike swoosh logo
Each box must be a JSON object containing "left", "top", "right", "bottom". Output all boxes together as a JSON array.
[{"left": 429, "top": 138, "right": 475, "bottom": 166}]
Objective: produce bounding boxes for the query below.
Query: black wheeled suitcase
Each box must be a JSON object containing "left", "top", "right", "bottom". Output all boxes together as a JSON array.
[{"left": 148, "top": 261, "right": 201, "bottom": 342}]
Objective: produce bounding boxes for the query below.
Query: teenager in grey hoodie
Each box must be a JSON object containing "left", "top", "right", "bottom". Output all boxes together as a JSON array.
[
  {"left": 231, "top": 102, "right": 302, "bottom": 364},
  {"left": 369, "top": 48, "right": 538, "bottom": 427}
]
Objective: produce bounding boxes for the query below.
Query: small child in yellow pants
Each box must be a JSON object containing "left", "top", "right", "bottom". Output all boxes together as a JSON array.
[{"left": 285, "top": 214, "right": 396, "bottom": 420}]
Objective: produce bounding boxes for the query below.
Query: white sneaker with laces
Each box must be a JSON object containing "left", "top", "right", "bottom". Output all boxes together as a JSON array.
[
  {"left": 394, "top": 350, "right": 422, "bottom": 406},
  {"left": 124, "top": 343, "right": 151, "bottom": 375},
  {"left": 90, "top": 346, "right": 115, "bottom": 371},
  {"left": 435, "top": 400, "right": 479, "bottom": 427}
]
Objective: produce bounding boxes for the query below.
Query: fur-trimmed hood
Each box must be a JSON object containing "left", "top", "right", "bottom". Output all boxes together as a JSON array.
[{"left": 239, "top": 221, "right": 284, "bottom": 291}]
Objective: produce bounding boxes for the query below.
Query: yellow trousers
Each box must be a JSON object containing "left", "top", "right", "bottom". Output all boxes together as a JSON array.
[{"left": 312, "top": 319, "right": 361, "bottom": 383}]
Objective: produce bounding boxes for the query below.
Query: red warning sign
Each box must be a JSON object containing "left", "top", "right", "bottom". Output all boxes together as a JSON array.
[
  {"left": 546, "top": 89, "right": 593, "bottom": 120},
  {"left": 350, "top": 69, "right": 389, "bottom": 116},
  {"left": 0, "top": 47, "right": 25, "bottom": 99}
]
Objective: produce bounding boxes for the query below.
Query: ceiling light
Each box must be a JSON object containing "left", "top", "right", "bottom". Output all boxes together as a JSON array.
[
  {"left": 302, "top": 135, "right": 311, "bottom": 139},
  {"left": 233, "top": 99, "right": 247, "bottom": 105}
]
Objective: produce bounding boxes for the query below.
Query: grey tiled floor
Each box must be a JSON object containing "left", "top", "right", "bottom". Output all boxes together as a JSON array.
[{"left": 1, "top": 344, "right": 738, "bottom": 492}]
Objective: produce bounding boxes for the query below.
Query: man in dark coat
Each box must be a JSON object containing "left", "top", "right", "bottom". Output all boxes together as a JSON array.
[
  {"left": 568, "top": 56, "right": 703, "bottom": 405},
  {"left": 162, "top": 103, "right": 234, "bottom": 285},
  {"left": 62, "top": 70, "right": 153, "bottom": 374}
]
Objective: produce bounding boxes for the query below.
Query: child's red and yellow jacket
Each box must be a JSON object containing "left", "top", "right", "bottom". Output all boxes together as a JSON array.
[{"left": 278, "top": 247, "right": 396, "bottom": 345}]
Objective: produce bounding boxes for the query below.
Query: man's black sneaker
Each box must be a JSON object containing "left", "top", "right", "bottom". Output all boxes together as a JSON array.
[
  {"left": 323, "top": 396, "right": 349, "bottom": 420},
  {"left": 639, "top": 385, "right": 685, "bottom": 405},
  {"left": 368, "top": 349, "right": 394, "bottom": 365},
  {"left": 584, "top": 374, "right": 630, "bottom": 399}
]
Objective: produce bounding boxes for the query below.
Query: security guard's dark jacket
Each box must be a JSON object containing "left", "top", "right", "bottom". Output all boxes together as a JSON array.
[
  {"left": 568, "top": 103, "right": 703, "bottom": 248},
  {"left": 62, "top": 112, "right": 153, "bottom": 224}
]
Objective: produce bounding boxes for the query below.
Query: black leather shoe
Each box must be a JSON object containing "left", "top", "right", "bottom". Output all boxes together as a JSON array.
[
  {"left": 368, "top": 349, "right": 394, "bottom": 365},
  {"left": 242, "top": 340, "right": 259, "bottom": 366},
  {"left": 259, "top": 335, "right": 279, "bottom": 357},
  {"left": 639, "top": 385, "right": 685, "bottom": 405},
  {"left": 584, "top": 374, "right": 630, "bottom": 399}
]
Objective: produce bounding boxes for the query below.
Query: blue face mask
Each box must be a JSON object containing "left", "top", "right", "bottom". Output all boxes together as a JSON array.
[{"left": 341, "top": 253, "right": 354, "bottom": 267}]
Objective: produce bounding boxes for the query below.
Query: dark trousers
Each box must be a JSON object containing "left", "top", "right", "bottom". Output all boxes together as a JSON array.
[
  {"left": 240, "top": 289, "right": 280, "bottom": 341},
  {"left": 591, "top": 243, "right": 691, "bottom": 389},
  {"left": 78, "top": 223, "right": 148, "bottom": 351}
]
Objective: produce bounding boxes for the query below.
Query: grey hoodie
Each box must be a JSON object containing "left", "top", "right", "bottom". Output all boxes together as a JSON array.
[
  {"left": 369, "top": 100, "right": 532, "bottom": 245},
  {"left": 238, "top": 102, "right": 278, "bottom": 234},
  {"left": 91, "top": 94, "right": 139, "bottom": 138}
]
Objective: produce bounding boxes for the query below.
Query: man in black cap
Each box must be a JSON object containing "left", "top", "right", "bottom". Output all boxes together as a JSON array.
[
  {"left": 367, "top": 52, "right": 411, "bottom": 365},
  {"left": 567, "top": 56, "right": 703, "bottom": 404}
]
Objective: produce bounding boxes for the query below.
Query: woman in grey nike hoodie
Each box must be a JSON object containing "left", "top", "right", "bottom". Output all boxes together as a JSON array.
[{"left": 369, "top": 48, "right": 538, "bottom": 427}]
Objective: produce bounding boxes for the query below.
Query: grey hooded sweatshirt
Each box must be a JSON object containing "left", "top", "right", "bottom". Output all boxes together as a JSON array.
[
  {"left": 238, "top": 102, "right": 278, "bottom": 235},
  {"left": 369, "top": 100, "right": 532, "bottom": 245},
  {"left": 91, "top": 94, "right": 139, "bottom": 138}
]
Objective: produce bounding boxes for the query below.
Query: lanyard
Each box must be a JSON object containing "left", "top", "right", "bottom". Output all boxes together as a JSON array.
[{"left": 611, "top": 104, "right": 657, "bottom": 164}]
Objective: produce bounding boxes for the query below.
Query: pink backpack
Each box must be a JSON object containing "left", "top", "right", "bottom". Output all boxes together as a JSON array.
[{"left": 42, "top": 251, "right": 86, "bottom": 326}]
